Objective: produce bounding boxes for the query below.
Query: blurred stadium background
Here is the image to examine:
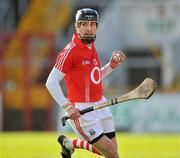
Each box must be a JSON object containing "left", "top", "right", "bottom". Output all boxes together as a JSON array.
[{"left": 0, "top": 0, "right": 180, "bottom": 157}]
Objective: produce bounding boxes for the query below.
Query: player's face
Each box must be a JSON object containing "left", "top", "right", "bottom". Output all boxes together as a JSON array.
[{"left": 76, "top": 21, "right": 98, "bottom": 38}]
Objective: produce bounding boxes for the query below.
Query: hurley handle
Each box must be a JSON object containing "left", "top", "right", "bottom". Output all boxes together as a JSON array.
[{"left": 61, "top": 106, "right": 94, "bottom": 126}]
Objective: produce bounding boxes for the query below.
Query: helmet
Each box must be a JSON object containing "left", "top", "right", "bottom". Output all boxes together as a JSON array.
[
  {"left": 75, "top": 8, "right": 99, "bottom": 44},
  {"left": 76, "top": 8, "right": 99, "bottom": 22}
]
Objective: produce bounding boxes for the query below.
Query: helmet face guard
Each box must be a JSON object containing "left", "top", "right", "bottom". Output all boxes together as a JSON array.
[{"left": 75, "top": 8, "right": 99, "bottom": 44}]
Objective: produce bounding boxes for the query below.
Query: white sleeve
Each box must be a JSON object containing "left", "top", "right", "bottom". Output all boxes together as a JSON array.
[
  {"left": 46, "top": 67, "right": 68, "bottom": 108},
  {"left": 101, "top": 63, "right": 113, "bottom": 79}
]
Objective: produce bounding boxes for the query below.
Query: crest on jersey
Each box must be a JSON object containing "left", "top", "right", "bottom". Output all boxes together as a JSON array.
[{"left": 93, "top": 59, "right": 97, "bottom": 65}]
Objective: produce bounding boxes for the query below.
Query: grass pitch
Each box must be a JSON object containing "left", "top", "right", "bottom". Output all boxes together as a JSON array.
[{"left": 0, "top": 132, "right": 180, "bottom": 158}]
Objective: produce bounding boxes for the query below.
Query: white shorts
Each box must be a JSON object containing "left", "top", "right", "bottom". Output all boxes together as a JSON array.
[{"left": 68, "top": 96, "right": 115, "bottom": 143}]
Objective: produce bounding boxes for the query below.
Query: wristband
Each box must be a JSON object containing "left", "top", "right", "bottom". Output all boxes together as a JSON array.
[{"left": 62, "top": 103, "right": 73, "bottom": 111}]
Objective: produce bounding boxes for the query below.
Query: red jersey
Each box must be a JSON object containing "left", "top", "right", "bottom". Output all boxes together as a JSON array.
[{"left": 54, "top": 34, "right": 102, "bottom": 102}]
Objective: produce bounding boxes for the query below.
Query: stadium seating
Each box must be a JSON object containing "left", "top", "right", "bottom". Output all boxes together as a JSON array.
[{"left": 2, "top": 0, "right": 72, "bottom": 130}]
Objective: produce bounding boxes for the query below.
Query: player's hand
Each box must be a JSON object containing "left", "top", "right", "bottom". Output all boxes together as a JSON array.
[
  {"left": 63, "top": 104, "right": 81, "bottom": 120},
  {"left": 109, "top": 50, "right": 126, "bottom": 69}
]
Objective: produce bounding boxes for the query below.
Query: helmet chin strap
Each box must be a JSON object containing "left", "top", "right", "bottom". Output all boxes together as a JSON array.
[{"left": 78, "top": 34, "right": 96, "bottom": 44}]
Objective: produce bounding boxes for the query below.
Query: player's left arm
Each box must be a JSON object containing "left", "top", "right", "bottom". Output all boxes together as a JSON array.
[{"left": 101, "top": 50, "right": 126, "bottom": 79}]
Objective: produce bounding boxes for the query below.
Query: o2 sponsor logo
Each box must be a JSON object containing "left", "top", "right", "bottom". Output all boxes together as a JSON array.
[{"left": 90, "top": 66, "right": 101, "bottom": 84}]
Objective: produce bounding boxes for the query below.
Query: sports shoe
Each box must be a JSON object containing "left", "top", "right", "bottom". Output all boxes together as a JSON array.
[{"left": 58, "top": 135, "right": 74, "bottom": 158}]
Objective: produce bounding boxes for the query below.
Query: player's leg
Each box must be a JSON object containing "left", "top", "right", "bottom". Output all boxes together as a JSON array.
[
  {"left": 97, "top": 106, "right": 119, "bottom": 157},
  {"left": 58, "top": 134, "right": 102, "bottom": 156},
  {"left": 68, "top": 115, "right": 119, "bottom": 157},
  {"left": 104, "top": 131, "right": 118, "bottom": 151},
  {"left": 68, "top": 117, "right": 104, "bottom": 155},
  {"left": 102, "top": 116, "right": 119, "bottom": 152},
  {"left": 90, "top": 117, "right": 119, "bottom": 158},
  {"left": 58, "top": 110, "right": 103, "bottom": 157},
  {"left": 58, "top": 132, "right": 118, "bottom": 158},
  {"left": 71, "top": 138, "right": 102, "bottom": 155},
  {"left": 61, "top": 101, "right": 103, "bottom": 155},
  {"left": 110, "top": 136, "right": 118, "bottom": 151},
  {"left": 92, "top": 135, "right": 119, "bottom": 158},
  {"left": 58, "top": 120, "right": 118, "bottom": 157}
]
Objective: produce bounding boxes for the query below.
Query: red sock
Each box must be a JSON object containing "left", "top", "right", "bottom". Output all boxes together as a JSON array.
[{"left": 72, "top": 139, "right": 102, "bottom": 156}]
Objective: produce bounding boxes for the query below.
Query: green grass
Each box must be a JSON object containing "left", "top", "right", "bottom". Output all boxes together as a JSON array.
[{"left": 0, "top": 132, "right": 180, "bottom": 158}]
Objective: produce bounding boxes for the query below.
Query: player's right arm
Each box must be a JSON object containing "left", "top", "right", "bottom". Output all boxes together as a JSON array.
[
  {"left": 46, "top": 67, "right": 80, "bottom": 120},
  {"left": 46, "top": 68, "right": 67, "bottom": 106}
]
